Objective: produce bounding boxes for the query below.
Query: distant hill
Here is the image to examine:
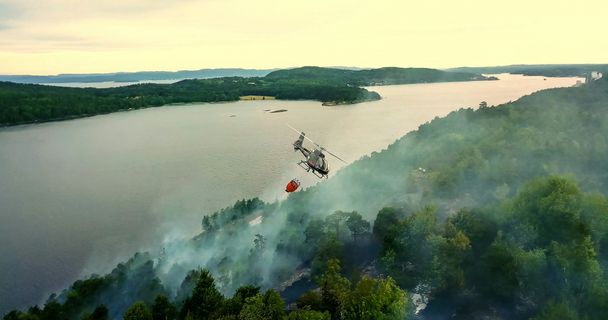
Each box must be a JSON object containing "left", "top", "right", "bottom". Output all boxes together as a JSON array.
[
  {"left": 266, "top": 66, "right": 493, "bottom": 85},
  {"left": 0, "top": 68, "right": 278, "bottom": 84},
  {"left": 447, "top": 64, "right": 608, "bottom": 77}
]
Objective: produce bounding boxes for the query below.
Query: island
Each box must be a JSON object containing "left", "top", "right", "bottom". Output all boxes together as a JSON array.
[{"left": 0, "top": 66, "right": 492, "bottom": 126}]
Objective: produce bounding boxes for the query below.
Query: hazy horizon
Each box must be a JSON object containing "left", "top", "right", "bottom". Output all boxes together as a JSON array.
[{"left": 1, "top": 63, "right": 607, "bottom": 77}]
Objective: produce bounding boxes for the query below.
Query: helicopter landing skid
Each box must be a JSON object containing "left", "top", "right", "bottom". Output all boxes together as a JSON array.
[
  {"left": 313, "top": 171, "right": 327, "bottom": 179},
  {"left": 297, "top": 161, "right": 311, "bottom": 172},
  {"left": 297, "top": 161, "right": 327, "bottom": 179}
]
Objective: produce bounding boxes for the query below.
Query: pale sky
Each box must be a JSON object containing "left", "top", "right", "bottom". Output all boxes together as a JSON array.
[{"left": 0, "top": 0, "right": 606, "bottom": 75}]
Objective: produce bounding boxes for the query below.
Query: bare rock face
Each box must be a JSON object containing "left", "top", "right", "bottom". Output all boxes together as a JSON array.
[{"left": 276, "top": 268, "right": 311, "bottom": 292}]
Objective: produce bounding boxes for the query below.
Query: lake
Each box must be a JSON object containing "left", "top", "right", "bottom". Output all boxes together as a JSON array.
[{"left": 0, "top": 74, "right": 580, "bottom": 314}]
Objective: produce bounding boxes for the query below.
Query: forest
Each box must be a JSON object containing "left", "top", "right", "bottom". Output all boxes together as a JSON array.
[
  {"left": 264, "top": 66, "right": 491, "bottom": 86},
  {"left": 0, "top": 77, "right": 378, "bottom": 126},
  {"left": 0, "top": 67, "right": 489, "bottom": 126},
  {"left": 4, "top": 76, "right": 608, "bottom": 320}
]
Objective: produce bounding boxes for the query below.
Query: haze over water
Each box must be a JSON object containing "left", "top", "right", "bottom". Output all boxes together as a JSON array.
[{"left": 0, "top": 74, "right": 579, "bottom": 314}]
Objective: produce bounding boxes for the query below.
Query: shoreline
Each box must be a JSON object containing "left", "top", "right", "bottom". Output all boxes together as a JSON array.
[
  {"left": 0, "top": 96, "right": 381, "bottom": 128},
  {"left": 1, "top": 74, "right": 571, "bottom": 129}
]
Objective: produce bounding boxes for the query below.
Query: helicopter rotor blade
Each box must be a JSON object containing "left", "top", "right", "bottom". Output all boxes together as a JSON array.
[
  {"left": 321, "top": 147, "right": 348, "bottom": 164},
  {"left": 287, "top": 124, "right": 347, "bottom": 163},
  {"left": 286, "top": 123, "right": 301, "bottom": 135},
  {"left": 286, "top": 124, "right": 318, "bottom": 146}
]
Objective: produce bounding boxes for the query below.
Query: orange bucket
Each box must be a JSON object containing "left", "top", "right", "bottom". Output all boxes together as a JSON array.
[{"left": 285, "top": 179, "right": 300, "bottom": 192}]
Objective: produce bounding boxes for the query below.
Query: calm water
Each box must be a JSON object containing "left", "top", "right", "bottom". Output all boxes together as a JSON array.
[
  {"left": 0, "top": 74, "right": 580, "bottom": 314},
  {"left": 43, "top": 79, "right": 181, "bottom": 88}
]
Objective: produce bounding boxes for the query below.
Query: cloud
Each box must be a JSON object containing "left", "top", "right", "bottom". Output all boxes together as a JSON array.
[
  {"left": 0, "top": 1, "right": 22, "bottom": 18},
  {"left": 1, "top": 0, "right": 607, "bottom": 74},
  {"left": 0, "top": 0, "right": 189, "bottom": 22},
  {"left": 0, "top": 0, "right": 205, "bottom": 51},
  {"left": 0, "top": 1, "right": 22, "bottom": 30}
]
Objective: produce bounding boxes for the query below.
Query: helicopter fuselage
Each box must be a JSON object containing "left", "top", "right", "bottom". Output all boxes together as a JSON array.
[{"left": 293, "top": 133, "right": 329, "bottom": 177}]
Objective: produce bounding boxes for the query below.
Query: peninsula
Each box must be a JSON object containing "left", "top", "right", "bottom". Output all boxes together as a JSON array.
[{"left": 0, "top": 67, "right": 491, "bottom": 126}]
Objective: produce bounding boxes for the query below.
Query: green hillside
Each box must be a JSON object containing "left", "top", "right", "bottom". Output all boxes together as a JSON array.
[{"left": 266, "top": 66, "right": 493, "bottom": 86}]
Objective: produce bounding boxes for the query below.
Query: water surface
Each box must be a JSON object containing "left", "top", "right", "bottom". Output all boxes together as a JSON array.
[{"left": 0, "top": 74, "right": 579, "bottom": 314}]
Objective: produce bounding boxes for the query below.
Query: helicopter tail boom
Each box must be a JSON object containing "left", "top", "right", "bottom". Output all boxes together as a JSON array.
[{"left": 293, "top": 132, "right": 305, "bottom": 151}]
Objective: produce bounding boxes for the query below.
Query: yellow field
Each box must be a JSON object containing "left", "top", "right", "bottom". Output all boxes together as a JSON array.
[{"left": 239, "top": 95, "right": 276, "bottom": 101}]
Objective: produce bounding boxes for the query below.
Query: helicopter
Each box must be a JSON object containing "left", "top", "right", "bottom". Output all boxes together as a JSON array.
[{"left": 288, "top": 125, "right": 347, "bottom": 179}]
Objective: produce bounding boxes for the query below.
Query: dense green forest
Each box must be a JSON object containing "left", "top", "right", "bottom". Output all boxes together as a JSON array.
[
  {"left": 3, "top": 258, "right": 408, "bottom": 320},
  {"left": 0, "top": 77, "right": 378, "bottom": 126},
  {"left": 265, "top": 66, "right": 491, "bottom": 86},
  {"left": 4, "top": 77, "right": 608, "bottom": 320},
  {"left": 0, "top": 66, "right": 490, "bottom": 126}
]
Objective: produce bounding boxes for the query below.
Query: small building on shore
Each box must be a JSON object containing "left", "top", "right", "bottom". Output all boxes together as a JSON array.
[{"left": 585, "top": 71, "right": 603, "bottom": 85}]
